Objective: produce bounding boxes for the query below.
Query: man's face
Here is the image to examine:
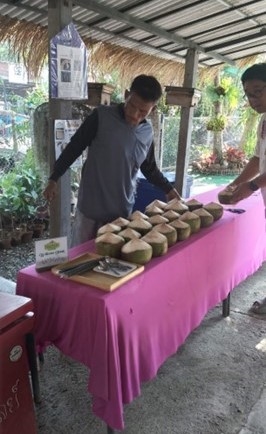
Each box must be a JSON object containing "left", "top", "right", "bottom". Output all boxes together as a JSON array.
[
  {"left": 124, "top": 92, "right": 156, "bottom": 126},
  {"left": 243, "top": 79, "right": 266, "bottom": 113}
]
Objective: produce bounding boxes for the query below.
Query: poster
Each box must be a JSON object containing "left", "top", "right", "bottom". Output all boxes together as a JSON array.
[
  {"left": 50, "top": 22, "right": 88, "bottom": 99},
  {"left": 54, "top": 119, "right": 83, "bottom": 168}
]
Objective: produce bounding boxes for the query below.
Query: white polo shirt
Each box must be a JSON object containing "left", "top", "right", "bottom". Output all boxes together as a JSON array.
[{"left": 254, "top": 113, "right": 266, "bottom": 206}]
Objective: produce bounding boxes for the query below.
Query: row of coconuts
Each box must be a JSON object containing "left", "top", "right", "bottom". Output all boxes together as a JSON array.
[{"left": 95, "top": 198, "right": 224, "bottom": 266}]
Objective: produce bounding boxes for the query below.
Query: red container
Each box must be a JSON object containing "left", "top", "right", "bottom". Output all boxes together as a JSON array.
[{"left": 0, "top": 293, "right": 37, "bottom": 434}]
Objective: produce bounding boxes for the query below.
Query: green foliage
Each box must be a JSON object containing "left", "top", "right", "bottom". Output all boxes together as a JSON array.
[
  {"left": 206, "top": 115, "right": 226, "bottom": 131},
  {"left": 0, "top": 149, "right": 43, "bottom": 223},
  {"left": 9, "top": 84, "right": 48, "bottom": 113},
  {"left": 0, "top": 42, "right": 17, "bottom": 62},
  {"left": 161, "top": 115, "right": 180, "bottom": 170},
  {"left": 198, "top": 66, "right": 244, "bottom": 118},
  {"left": 237, "top": 105, "right": 260, "bottom": 157}
]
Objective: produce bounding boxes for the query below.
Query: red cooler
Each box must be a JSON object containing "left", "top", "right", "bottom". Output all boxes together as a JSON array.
[{"left": 0, "top": 292, "right": 37, "bottom": 434}]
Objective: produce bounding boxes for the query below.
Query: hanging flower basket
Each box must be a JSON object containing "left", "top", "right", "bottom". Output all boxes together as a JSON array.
[{"left": 206, "top": 115, "right": 226, "bottom": 131}]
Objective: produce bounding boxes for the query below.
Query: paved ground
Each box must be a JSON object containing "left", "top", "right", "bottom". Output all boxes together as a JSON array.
[{"left": 1, "top": 261, "right": 266, "bottom": 434}]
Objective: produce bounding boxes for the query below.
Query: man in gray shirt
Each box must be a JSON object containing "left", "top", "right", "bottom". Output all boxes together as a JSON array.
[{"left": 44, "top": 75, "right": 181, "bottom": 246}]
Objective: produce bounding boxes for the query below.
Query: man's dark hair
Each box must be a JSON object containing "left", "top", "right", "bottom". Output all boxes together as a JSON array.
[
  {"left": 241, "top": 63, "right": 266, "bottom": 84},
  {"left": 130, "top": 74, "right": 162, "bottom": 102}
]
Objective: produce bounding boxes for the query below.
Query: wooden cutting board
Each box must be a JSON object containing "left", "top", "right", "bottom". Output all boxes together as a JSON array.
[{"left": 51, "top": 252, "right": 144, "bottom": 292}]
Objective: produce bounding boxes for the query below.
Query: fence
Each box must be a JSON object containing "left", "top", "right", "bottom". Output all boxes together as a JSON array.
[{"left": 161, "top": 115, "right": 245, "bottom": 172}]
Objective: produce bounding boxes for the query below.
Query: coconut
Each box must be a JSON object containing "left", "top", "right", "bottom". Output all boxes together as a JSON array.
[
  {"left": 218, "top": 187, "right": 236, "bottom": 204},
  {"left": 145, "top": 204, "right": 164, "bottom": 217},
  {"left": 142, "top": 230, "right": 168, "bottom": 257},
  {"left": 97, "top": 223, "right": 121, "bottom": 237},
  {"left": 193, "top": 208, "right": 214, "bottom": 228},
  {"left": 146, "top": 199, "right": 167, "bottom": 210},
  {"left": 153, "top": 223, "right": 177, "bottom": 247},
  {"left": 164, "top": 199, "right": 189, "bottom": 214},
  {"left": 185, "top": 198, "right": 203, "bottom": 212},
  {"left": 169, "top": 219, "right": 191, "bottom": 241},
  {"left": 129, "top": 210, "right": 149, "bottom": 220},
  {"left": 95, "top": 233, "right": 125, "bottom": 258},
  {"left": 127, "top": 218, "right": 153, "bottom": 235},
  {"left": 111, "top": 217, "right": 129, "bottom": 230},
  {"left": 118, "top": 228, "right": 141, "bottom": 242},
  {"left": 147, "top": 214, "right": 169, "bottom": 226},
  {"left": 179, "top": 211, "right": 201, "bottom": 233},
  {"left": 203, "top": 202, "right": 224, "bottom": 221},
  {"left": 121, "top": 239, "right": 152, "bottom": 265},
  {"left": 162, "top": 210, "right": 180, "bottom": 222}
]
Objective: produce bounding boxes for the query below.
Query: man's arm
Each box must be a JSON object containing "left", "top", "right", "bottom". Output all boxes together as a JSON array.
[
  {"left": 230, "top": 156, "right": 260, "bottom": 187},
  {"left": 228, "top": 156, "right": 262, "bottom": 204},
  {"left": 140, "top": 143, "right": 181, "bottom": 200},
  {"left": 43, "top": 109, "right": 98, "bottom": 202},
  {"left": 49, "top": 109, "right": 98, "bottom": 182}
]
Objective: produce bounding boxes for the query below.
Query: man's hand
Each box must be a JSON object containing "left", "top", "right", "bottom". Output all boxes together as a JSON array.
[
  {"left": 229, "top": 182, "right": 254, "bottom": 204},
  {"left": 166, "top": 188, "right": 182, "bottom": 202},
  {"left": 43, "top": 180, "right": 58, "bottom": 203}
]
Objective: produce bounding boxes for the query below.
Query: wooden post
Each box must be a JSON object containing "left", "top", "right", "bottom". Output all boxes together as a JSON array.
[
  {"left": 174, "top": 49, "right": 199, "bottom": 197},
  {"left": 48, "top": 0, "right": 72, "bottom": 240}
]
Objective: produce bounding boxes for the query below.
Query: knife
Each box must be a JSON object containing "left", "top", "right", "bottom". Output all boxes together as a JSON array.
[{"left": 58, "top": 258, "right": 104, "bottom": 278}]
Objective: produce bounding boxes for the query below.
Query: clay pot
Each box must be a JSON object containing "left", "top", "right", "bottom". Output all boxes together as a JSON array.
[{"left": 21, "top": 230, "right": 33, "bottom": 243}]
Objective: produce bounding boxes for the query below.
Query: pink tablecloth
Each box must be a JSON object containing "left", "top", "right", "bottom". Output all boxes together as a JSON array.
[{"left": 16, "top": 188, "right": 266, "bottom": 430}]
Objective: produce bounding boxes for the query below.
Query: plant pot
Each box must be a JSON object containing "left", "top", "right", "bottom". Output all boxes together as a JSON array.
[
  {"left": 11, "top": 228, "right": 22, "bottom": 246},
  {"left": 32, "top": 223, "right": 45, "bottom": 239},
  {"left": 21, "top": 230, "right": 33, "bottom": 244},
  {"left": 0, "top": 237, "right": 12, "bottom": 249}
]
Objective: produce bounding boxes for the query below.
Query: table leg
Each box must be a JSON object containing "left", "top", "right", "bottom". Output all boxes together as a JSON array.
[
  {"left": 26, "top": 333, "right": 42, "bottom": 403},
  {"left": 222, "top": 293, "right": 230, "bottom": 317},
  {"left": 107, "top": 426, "right": 115, "bottom": 433}
]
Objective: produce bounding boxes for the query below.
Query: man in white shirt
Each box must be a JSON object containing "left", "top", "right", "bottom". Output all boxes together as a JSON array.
[{"left": 227, "top": 63, "right": 266, "bottom": 315}]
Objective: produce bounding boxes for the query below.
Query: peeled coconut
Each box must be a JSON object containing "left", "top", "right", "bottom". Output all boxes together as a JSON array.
[
  {"left": 185, "top": 198, "right": 203, "bottom": 212},
  {"left": 142, "top": 230, "right": 168, "bottom": 257},
  {"left": 164, "top": 199, "right": 189, "bottom": 214},
  {"left": 162, "top": 210, "right": 180, "bottom": 222},
  {"left": 128, "top": 218, "right": 152, "bottom": 235},
  {"left": 179, "top": 211, "right": 201, "bottom": 233},
  {"left": 111, "top": 217, "right": 129, "bottom": 230},
  {"left": 218, "top": 187, "right": 236, "bottom": 205},
  {"left": 153, "top": 223, "right": 177, "bottom": 247},
  {"left": 145, "top": 204, "right": 164, "bottom": 217},
  {"left": 97, "top": 223, "right": 121, "bottom": 236},
  {"left": 121, "top": 239, "right": 152, "bottom": 265},
  {"left": 203, "top": 202, "right": 224, "bottom": 221},
  {"left": 146, "top": 199, "right": 167, "bottom": 210},
  {"left": 169, "top": 219, "right": 191, "bottom": 241},
  {"left": 95, "top": 233, "right": 125, "bottom": 258},
  {"left": 129, "top": 210, "right": 149, "bottom": 220},
  {"left": 147, "top": 214, "right": 169, "bottom": 226},
  {"left": 118, "top": 228, "right": 141, "bottom": 242},
  {"left": 193, "top": 208, "right": 214, "bottom": 228}
]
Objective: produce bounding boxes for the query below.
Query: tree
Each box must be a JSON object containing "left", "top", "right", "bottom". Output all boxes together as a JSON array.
[{"left": 202, "top": 67, "right": 243, "bottom": 164}]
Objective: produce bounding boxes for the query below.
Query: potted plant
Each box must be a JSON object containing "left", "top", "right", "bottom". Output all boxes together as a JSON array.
[
  {"left": 206, "top": 115, "right": 226, "bottom": 132},
  {"left": 0, "top": 150, "right": 44, "bottom": 242}
]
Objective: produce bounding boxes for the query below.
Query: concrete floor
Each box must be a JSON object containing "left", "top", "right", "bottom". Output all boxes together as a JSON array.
[{"left": 1, "top": 265, "right": 265, "bottom": 434}]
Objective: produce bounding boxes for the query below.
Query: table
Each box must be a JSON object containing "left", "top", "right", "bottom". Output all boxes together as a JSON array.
[{"left": 16, "top": 188, "right": 266, "bottom": 431}]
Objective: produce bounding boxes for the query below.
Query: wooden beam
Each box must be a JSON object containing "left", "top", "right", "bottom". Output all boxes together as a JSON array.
[
  {"left": 175, "top": 49, "right": 199, "bottom": 198},
  {"left": 48, "top": 0, "right": 72, "bottom": 240}
]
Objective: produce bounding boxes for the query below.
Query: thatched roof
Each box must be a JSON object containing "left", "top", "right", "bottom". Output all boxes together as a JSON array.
[
  {"left": 0, "top": 15, "right": 187, "bottom": 86},
  {"left": 0, "top": 15, "right": 258, "bottom": 88}
]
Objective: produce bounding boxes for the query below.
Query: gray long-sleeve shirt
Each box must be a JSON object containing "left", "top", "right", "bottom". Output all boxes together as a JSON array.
[{"left": 50, "top": 104, "right": 173, "bottom": 222}]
